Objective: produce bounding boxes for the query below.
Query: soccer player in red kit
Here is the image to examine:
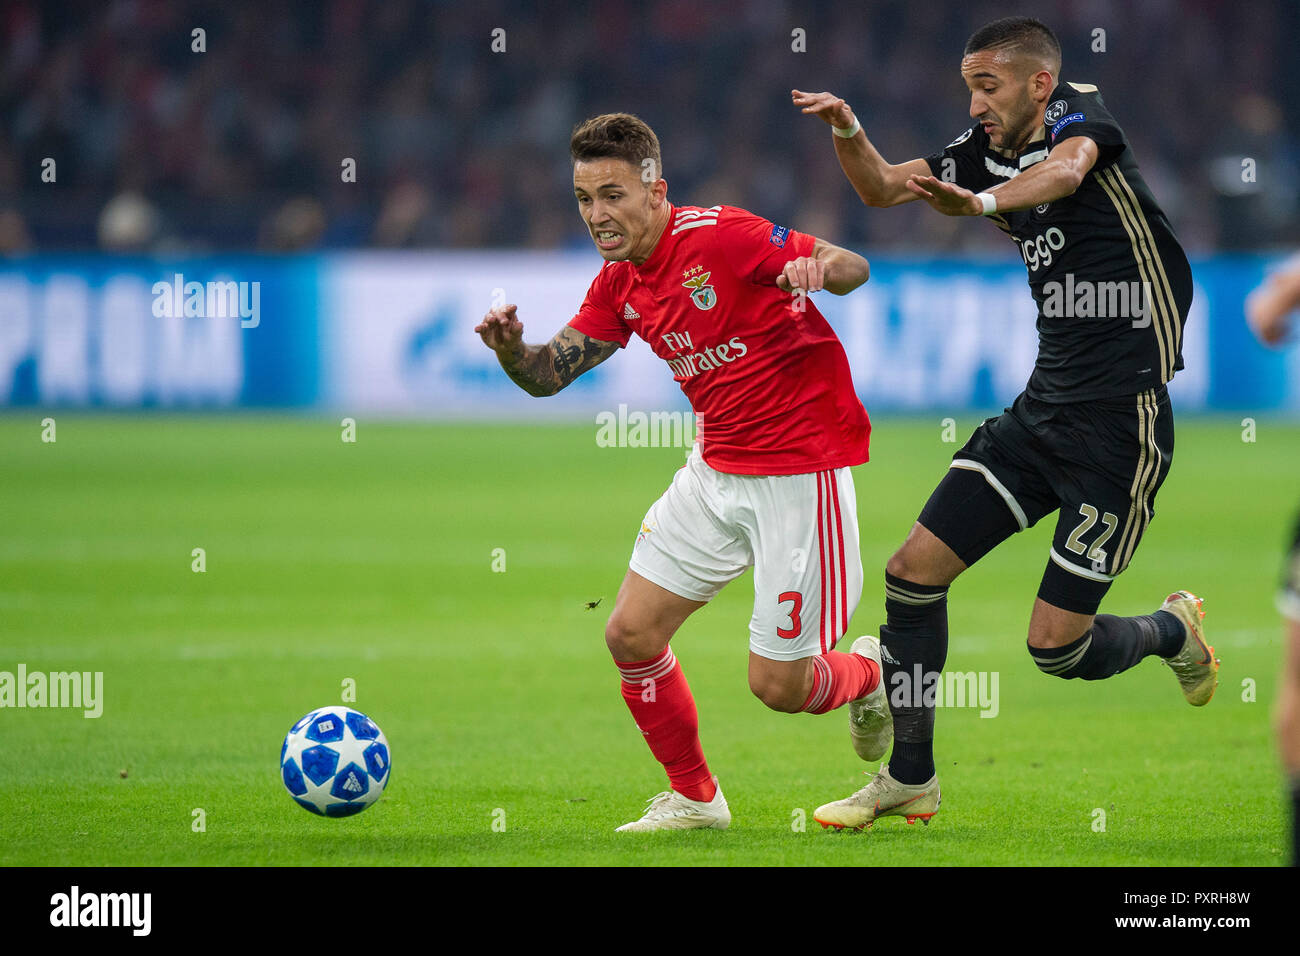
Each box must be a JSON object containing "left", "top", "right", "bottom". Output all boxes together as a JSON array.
[{"left": 476, "top": 113, "right": 888, "bottom": 830}]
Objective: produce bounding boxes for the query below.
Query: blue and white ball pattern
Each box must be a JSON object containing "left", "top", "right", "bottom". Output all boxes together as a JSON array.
[{"left": 281, "top": 706, "right": 391, "bottom": 817}]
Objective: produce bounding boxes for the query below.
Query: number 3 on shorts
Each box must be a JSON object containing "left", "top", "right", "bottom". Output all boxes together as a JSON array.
[{"left": 777, "top": 590, "right": 803, "bottom": 639}]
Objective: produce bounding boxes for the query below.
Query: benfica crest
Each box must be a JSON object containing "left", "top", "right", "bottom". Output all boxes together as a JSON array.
[{"left": 682, "top": 271, "right": 717, "bottom": 311}]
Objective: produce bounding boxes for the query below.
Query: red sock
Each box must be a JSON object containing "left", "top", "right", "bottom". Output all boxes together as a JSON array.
[
  {"left": 616, "top": 648, "right": 716, "bottom": 802},
  {"left": 800, "top": 651, "right": 881, "bottom": 714}
]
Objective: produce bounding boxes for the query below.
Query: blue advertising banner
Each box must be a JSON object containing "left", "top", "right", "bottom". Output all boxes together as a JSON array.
[
  {"left": 1, "top": 252, "right": 1295, "bottom": 415},
  {"left": 0, "top": 256, "right": 319, "bottom": 408}
]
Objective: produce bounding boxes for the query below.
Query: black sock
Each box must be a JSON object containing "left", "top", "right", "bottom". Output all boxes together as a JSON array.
[
  {"left": 881, "top": 572, "right": 949, "bottom": 785},
  {"left": 1151, "top": 610, "right": 1185, "bottom": 657},
  {"left": 1030, "top": 613, "right": 1168, "bottom": 680}
]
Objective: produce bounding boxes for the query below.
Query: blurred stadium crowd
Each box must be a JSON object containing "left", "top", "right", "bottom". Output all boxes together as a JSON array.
[{"left": 1, "top": 0, "right": 1296, "bottom": 255}]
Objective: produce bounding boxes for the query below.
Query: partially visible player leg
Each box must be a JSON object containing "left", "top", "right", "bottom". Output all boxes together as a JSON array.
[
  {"left": 605, "top": 570, "right": 715, "bottom": 802},
  {"left": 1272, "top": 510, "right": 1299, "bottom": 865},
  {"left": 1026, "top": 389, "right": 1217, "bottom": 701},
  {"left": 746, "top": 654, "right": 813, "bottom": 712},
  {"left": 813, "top": 468, "right": 1037, "bottom": 830},
  {"left": 882, "top": 462, "right": 1040, "bottom": 785},
  {"left": 876, "top": 520, "right": 964, "bottom": 786},
  {"left": 743, "top": 465, "right": 879, "bottom": 721},
  {"left": 816, "top": 405, "right": 1062, "bottom": 830},
  {"left": 1026, "top": 560, "right": 1187, "bottom": 682},
  {"left": 746, "top": 648, "right": 878, "bottom": 715},
  {"left": 610, "top": 451, "right": 750, "bottom": 831},
  {"left": 1280, "top": 616, "right": 1300, "bottom": 867},
  {"left": 607, "top": 571, "right": 733, "bottom": 832}
]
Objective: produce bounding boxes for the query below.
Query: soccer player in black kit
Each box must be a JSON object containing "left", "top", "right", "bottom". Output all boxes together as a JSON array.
[{"left": 792, "top": 16, "right": 1220, "bottom": 828}]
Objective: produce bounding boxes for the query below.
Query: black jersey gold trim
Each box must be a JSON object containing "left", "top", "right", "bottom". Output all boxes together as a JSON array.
[
  {"left": 1113, "top": 388, "right": 1163, "bottom": 573},
  {"left": 1096, "top": 166, "right": 1181, "bottom": 383}
]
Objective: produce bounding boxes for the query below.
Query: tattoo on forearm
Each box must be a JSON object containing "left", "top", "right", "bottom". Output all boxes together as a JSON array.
[
  {"left": 551, "top": 327, "right": 617, "bottom": 389},
  {"left": 499, "top": 326, "right": 617, "bottom": 396},
  {"left": 500, "top": 351, "right": 554, "bottom": 396},
  {"left": 553, "top": 341, "right": 580, "bottom": 383}
]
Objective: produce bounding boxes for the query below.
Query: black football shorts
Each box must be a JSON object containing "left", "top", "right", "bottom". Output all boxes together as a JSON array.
[{"left": 921, "top": 386, "right": 1174, "bottom": 609}]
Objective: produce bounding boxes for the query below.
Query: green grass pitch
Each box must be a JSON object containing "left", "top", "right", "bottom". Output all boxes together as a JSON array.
[{"left": 0, "top": 414, "right": 1291, "bottom": 866}]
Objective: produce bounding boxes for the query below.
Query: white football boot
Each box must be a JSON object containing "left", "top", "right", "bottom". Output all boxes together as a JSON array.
[
  {"left": 615, "top": 775, "right": 731, "bottom": 832},
  {"left": 847, "top": 635, "right": 893, "bottom": 761},
  {"left": 814, "top": 763, "right": 940, "bottom": 830},
  {"left": 1159, "top": 590, "right": 1219, "bottom": 706}
]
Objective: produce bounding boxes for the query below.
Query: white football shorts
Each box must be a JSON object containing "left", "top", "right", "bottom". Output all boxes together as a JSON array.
[{"left": 628, "top": 444, "right": 862, "bottom": 661}]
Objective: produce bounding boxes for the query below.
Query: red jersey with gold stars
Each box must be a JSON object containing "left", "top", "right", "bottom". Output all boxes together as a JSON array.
[{"left": 568, "top": 203, "right": 870, "bottom": 475}]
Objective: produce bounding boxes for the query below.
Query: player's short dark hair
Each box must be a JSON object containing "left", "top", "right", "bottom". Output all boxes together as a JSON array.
[
  {"left": 570, "top": 113, "right": 662, "bottom": 180},
  {"left": 964, "top": 16, "right": 1061, "bottom": 71}
]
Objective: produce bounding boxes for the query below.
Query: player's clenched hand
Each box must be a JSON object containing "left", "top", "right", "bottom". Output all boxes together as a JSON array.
[
  {"left": 905, "top": 174, "right": 983, "bottom": 216},
  {"left": 475, "top": 304, "right": 524, "bottom": 355},
  {"left": 776, "top": 256, "right": 825, "bottom": 295},
  {"left": 791, "top": 90, "right": 855, "bottom": 130}
]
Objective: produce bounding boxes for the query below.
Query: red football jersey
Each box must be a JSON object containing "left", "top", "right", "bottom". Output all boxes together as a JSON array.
[{"left": 568, "top": 203, "right": 870, "bottom": 475}]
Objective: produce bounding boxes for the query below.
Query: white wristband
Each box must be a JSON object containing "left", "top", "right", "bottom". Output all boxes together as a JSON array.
[
  {"left": 832, "top": 117, "right": 861, "bottom": 138},
  {"left": 977, "top": 192, "right": 998, "bottom": 215}
]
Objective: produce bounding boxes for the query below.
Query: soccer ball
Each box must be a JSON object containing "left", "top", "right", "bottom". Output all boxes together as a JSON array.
[{"left": 280, "top": 706, "right": 391, "bottom": 817}]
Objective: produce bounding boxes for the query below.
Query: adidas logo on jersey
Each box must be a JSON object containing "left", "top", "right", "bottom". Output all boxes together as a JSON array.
[{"left": 624, "top": 303, "right": 641, "bottom": 320}]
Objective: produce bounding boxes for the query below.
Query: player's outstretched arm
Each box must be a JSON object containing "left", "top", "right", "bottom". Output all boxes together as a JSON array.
[
  {"left": 775, "top": 238, "right": 869, "bottom": 296},
  {"left": 475, "top": 305, "right": 619, "bottom": 397},
  {"left": 792, "top": 89, "right": 932, "bottom": 208},
  {"left": 905, "top": 137, "right": 1100, "bottom": 216}
]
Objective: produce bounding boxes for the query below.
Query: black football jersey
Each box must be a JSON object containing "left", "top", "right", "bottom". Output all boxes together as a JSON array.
[{"left": 925, "top": 81, "right": 1193, "bottom": 403}]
